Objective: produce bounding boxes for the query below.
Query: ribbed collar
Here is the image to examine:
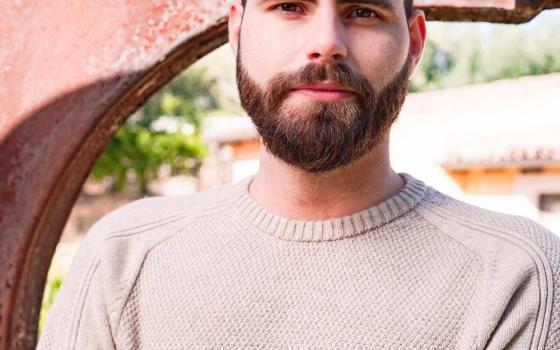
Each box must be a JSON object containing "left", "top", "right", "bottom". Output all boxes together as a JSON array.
[{"left": 232, "top": 173, "right": 427, "bottom": 242}]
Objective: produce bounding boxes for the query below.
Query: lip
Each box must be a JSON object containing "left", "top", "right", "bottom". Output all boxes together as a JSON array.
[
  {"left": 291, "top": 82, "right": 356, "bottom": 101},
  {"left": 292, "top": 82, "right": 355, "bottom": 93}
]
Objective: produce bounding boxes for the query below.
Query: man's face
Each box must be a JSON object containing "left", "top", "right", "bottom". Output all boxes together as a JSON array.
[{"left": 230, "top": 0, "right": 425, "bottom": 173}]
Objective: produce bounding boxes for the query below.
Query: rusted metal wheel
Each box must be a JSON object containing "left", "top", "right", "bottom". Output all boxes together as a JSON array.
[{"left": 0, "top": 0, "right": 558, "bottom": 348}]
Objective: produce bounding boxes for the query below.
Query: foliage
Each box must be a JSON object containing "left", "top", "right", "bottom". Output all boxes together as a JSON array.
[
  {"left": 90, "top": 67, "right": 219, "bottom": 194},
  {"left": 410, "top": 21, "right": 560, "bottom": 92},
  {"left": 409, "top": 39, "right": 455, "bottom": 92},
  {"left": 90, "top": 124, "right": 207, "bottom": 194},
  {"left": 38, "top": 274, "right": 63, "bottom": 336},
  {"left": 139, "top": 66, "right": 220, "bottom": 129}
]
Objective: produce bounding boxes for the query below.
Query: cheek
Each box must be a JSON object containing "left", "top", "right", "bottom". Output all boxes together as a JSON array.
[
  {"left": 348, "top": 28, "right": 409, "bottom": 89},
  {"left": 239, "top": 15, "right": 301, "bottom": 85}
]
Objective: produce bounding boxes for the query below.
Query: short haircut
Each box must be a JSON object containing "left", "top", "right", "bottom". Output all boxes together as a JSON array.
[{"left": 240, "top": 0, "right": 414, "bottom": 18}]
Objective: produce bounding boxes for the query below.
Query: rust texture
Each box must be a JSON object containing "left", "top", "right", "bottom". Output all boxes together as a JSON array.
[
  {"left": 0, "top": 0, "right": 559, "bottom": 349},
  {"left": 0, "top": 1, "right": 229, "bottom": 348},
  {"left": 419, "top": 0, "right": 560, "bottom": 23}
]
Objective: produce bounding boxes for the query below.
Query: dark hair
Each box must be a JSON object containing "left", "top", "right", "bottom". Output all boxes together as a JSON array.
[{"left": 240, "top": 0, "right": 414, "bottom": 18}]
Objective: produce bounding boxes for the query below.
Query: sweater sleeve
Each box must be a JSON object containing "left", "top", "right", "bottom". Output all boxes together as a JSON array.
[
  {"left": 418, "top": 188, "right": 560, "bottom": 350},
  {"left": 506, "top": 226, "right": 560, "bottom": 350},
  {"left": 546, "top": 289, "right": 560, "bottom": 349},
  {"left": 36, "top": 196, "right": 190, "bottom": 349},
  {"left": 36, "top": 224, "right": 117, "bottom": 349},
  {"left": 483, "top": 227, "right": 560, "bottom": 350},
  {"left": 483, "top": 267, "right": 552, "bottom": 350}
]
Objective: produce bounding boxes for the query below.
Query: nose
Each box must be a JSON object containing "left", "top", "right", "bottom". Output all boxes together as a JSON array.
[{"left": 307, "top": 16, "right": 348, "bottom": 64}]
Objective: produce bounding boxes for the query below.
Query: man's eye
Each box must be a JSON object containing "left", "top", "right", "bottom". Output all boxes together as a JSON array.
[
  {"left": 349, "top": 8, "right": 377, "bottom": 19},
  {"left": 277, "top": 3, "right": 304, "bottom": 13}
]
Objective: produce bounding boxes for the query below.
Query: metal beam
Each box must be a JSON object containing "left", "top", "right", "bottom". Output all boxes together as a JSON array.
[
  {"left": 0, "top": 0, "right": 559, "bottom": 348},
  {"left": 418, "top": 0, "right": 560, "bottom": 23}
]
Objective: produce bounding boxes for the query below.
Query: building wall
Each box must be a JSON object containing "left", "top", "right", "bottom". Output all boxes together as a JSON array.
[
  {"left": 447, "top": 166, "right": 560, "bottom": 234},
  {"left": 448, "top": 168, "right": 518, "bottom": 195}
]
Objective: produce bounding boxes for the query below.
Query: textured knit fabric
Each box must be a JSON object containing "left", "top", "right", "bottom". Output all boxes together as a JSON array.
[{"left": 37, "top": 173, "right": 560, "bottom": 350}]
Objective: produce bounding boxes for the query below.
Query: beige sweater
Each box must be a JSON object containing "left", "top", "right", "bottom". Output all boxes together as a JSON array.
[{"left": 38, "top": 173, "right": 560, "bottom": 349}]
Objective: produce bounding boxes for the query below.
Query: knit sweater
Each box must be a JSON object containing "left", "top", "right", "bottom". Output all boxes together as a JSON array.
[{"left": 38, "top": 173, "right": 560, "bottom": 349}]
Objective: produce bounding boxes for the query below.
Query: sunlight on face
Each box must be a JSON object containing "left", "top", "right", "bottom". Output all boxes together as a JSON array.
[
  {"left": 238, "top": 0, "right": 411, "bottom": 93},
  {"left": 226, "top": 0, "right": 425, "bottom": 172},
  {"left": 232, "top": 0, "right": 415, "bottom": 172}
]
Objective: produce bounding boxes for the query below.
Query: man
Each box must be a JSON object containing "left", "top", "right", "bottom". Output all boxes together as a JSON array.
[{"left": 39, "top": 0, "right": 560, "bottom": 349}]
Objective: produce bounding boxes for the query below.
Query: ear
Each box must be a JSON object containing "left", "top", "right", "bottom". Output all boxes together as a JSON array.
[
  {"left": 228, "top": 0, "right": 244, "bottom": 57},
  {"left": 407, "top": 9, "right": 427, "bottom": 78}
]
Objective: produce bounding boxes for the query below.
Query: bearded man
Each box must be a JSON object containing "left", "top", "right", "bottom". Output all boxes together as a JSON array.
[{"left": 39, "top": 0, "right": 560, "bottom": 349}]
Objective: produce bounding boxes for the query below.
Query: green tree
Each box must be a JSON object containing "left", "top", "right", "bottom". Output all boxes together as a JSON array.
[
  {"left": 38, "top": 274, "right": 63, "bottom": 335},
  {"left": 410, "top": 39, "right": 455, "bottom": 91},
  {"left": 139, "top": 67, "right": 220, "bottom": 129},
  {"left": 90, "top": 67, "right": 219, "bottom": 194},
  {"left": 411, "top": 20, "right": 560, "bottom": 92}
]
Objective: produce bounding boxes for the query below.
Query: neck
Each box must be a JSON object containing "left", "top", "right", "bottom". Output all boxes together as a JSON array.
[{"left": 249, "top": 138, "right": 405, "bottom": 221}]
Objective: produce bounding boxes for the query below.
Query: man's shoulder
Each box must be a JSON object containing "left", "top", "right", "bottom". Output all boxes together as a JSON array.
[
  {"left": 72, "top": 181, "right": 244, "bottom": 278},
  {"left": 87, "top": 181, "right": 241, "bottom": 243},
  {"left": 53, "top": 182, "right": 244, "bottom": 335},
  {"left": 416, "top": 185, "right": 560, "bottom": 275},
  {"left": 419, "top": 186, "right": 559, "bottom": 246},
  {"left": 416, "top": 185, "right": 560, "bottom": 348}
]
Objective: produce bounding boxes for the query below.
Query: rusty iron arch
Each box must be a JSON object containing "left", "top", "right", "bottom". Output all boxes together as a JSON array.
[
  {"left": 1, "top": 0, "right": 559, "bottom": 348},
  {"left": 421, "top": 0, "right": 560, "bottom": 23},
  {"left": 0, "top": 2, "right": 230, "bottom": 348}
]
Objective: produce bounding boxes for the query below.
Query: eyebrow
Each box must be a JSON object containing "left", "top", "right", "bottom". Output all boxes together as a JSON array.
[
  {"left": 336, "top": 0, "right": 395, "bottom": 13},
  {"left": 256, "top": 0, "right": 396, "bottom": 13}
]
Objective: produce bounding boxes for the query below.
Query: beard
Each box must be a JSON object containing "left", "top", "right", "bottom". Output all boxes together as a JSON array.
[{"left": 236, "top": 52, "right": 411, "bottom": 174}]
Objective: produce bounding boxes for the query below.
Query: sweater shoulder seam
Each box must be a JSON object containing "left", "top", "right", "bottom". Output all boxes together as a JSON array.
[
  {"left": 67, "top": 258, "right": 102, "bottom": 349},
  {"left": 111, "top": 206, "right": 231, "bottom": 343},
  {"left": 416, "top": 198, "right": 554, "bottom": 349},
  {"left": 102, "top": 199, "right": 231, "bottom": 240}
]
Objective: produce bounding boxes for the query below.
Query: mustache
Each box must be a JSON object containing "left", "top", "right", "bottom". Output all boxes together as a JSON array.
[
  {"left": 235, "top": 53, "right": 412, "bottom": 173},
  {"left": 262, "top": 62, "right": 376, "bottom": 110}
]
